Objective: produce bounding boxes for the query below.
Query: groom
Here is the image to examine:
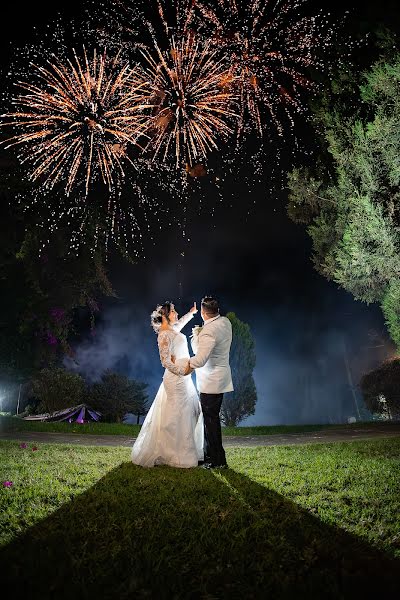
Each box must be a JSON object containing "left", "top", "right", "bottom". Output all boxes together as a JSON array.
[{"left": 185, "top": 296, "right": 233, "bottom": 469}]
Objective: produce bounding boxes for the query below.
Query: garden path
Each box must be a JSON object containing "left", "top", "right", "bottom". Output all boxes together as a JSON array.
[{"left": 1, "top": 424, "right": 400, "bottom": 447}]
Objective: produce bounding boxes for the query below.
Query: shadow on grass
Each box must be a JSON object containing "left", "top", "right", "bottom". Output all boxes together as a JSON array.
[{"left": 2, "top": 464, "right": 399, "bottom": 599}]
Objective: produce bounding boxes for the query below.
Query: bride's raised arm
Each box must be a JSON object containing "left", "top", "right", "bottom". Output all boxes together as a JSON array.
[
  {"left": 158, "top": 331, "right": 187, "bottom": 376},
  {"left": 173, "top": 312, "right": 194, "bottom": 332},
  {"left": 173, "top": 302, "right": 198, "bottom": 332}
]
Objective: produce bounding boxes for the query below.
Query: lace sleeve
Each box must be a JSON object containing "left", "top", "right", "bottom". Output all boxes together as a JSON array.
[
  {"left": 158, "top": 331, "right": 187, "bottom": 376},
  {"left": 173, "top": 311, "right": 194, "bottom": 332}
]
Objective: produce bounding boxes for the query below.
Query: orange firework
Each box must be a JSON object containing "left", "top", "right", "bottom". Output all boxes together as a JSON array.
[
  {"left": 0, "top": 48, "right": 150, "bottom": 195},
  {"left": 190, "top": 0, "right": 333, "bottom": 137},
  {"left": 137, "top": 28, "right": 239, "bottom": 169}
]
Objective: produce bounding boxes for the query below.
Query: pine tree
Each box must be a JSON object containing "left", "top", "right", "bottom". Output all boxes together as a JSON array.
[
  {"left": 287, "top": 54, "right": 400, "bottom": 348},
  {"left": 89, "top": 371, "right": 148, "bottom": 423},
  {"left": 221, "top": 312, "right": 257, "bottom": 427}
]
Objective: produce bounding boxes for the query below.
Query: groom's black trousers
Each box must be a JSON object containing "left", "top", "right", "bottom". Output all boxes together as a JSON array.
[{"left": 200, "top": 393, "right": 227, "bottom": 466}]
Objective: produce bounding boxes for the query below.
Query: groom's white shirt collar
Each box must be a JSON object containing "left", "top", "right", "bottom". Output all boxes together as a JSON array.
[{"left": 203, "top": 314, "right": 220, "bottom": 327}]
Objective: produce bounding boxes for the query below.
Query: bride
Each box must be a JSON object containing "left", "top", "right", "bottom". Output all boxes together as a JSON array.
[{"left": 131, "top": 301, "right": 204, "bottom": 468}]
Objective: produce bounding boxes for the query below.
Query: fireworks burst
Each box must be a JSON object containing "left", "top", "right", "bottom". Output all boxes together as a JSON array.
[
  {"left": 188, "top": 0, "right": 336, "bottom": 137},
  {"left": 0, "top": 0, "right": 350, "bottom": 256},
  {"left": 137, "top": 27, "right": 239, "bottom": 169},
  {"left": 0, "top": 47, "right": 150, "bottom": 196}
]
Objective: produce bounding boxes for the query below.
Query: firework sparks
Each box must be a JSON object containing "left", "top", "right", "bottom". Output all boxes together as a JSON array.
[
  {"left": 0, "top": 48, "right": 150, "bottom": 195},
  {"left": 190, "top": 0, "right": 335, "bottom": 137},
  {"left": 136, "top": 27, "right": 239, "bottom": 169},
  {"left": 0, "top": 0, "right": 347, "bottom": 256},
  {"left": 12, "top": 152, "right": 171, "bottom": 258}
]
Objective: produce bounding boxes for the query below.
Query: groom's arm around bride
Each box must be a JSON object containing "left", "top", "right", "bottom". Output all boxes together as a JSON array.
[{"left": 187, "top": 327, "right": 217, "bottom": 373}]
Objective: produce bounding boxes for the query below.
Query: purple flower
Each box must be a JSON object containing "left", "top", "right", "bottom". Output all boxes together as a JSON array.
[
  {"left": 45, "top": 332, "right": 58, "bottom": 346},
  {"left": 49, "top": 307, "right": 66, "bottom": 323},
  {"left": 87, "top": 299, "right": 100, "bottom": 313},
  {"left": 2, "top": 481, "right": 13, "bottom": 488},
  {"left": 19, "top": 443, "right": 27, "bottom": 449}
]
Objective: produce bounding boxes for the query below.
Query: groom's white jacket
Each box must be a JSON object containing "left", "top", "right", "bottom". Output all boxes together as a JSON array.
[{"left": 190, "top": 315, "right": 234, "bottom": 394}]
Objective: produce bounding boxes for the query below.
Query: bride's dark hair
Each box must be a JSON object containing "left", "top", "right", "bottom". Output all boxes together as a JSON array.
[{"left": 151, "top": 301, "right": 174, "bottom": 332}]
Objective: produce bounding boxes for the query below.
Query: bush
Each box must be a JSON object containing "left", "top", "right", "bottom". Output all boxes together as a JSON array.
[
  {"left": 88, "top": 371, "right": 148, "bottom": 423},
  {"left": 221, "top": 312, "right": 257, "bottom": 427},
  {"left": 32, "top": 368, "right": 86, "bottom": 414},
  {"left": 360, "top": 359, "right": 400, "bottom": 419},
  {"left": 382, "top": 280, "right": 400, "bottom": 351}
]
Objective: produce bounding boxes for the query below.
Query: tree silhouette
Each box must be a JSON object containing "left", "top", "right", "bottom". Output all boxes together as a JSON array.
[{"left": 221, "top": 312, "right": 257, "bottom": 427}]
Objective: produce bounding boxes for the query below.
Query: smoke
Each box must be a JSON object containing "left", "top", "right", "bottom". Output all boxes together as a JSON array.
[
  {"left": 64, "top": 191, "right": 392, "bottom": 426},
  {"left": 239, "top": 297, "right": 391, "bottom": 425},
  {"left": 64, "top": 283, "right": 390, "bottom": 425},
  {"left": 64, "top": 304, "right": 162, "bottom": 400}
]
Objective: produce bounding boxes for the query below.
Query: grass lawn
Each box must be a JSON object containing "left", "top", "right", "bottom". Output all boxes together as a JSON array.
[
  {"left": 0, "top": 415, "right": 142, "bottom": 436},
  {"left": 1, "top": 438, "right": 399, "bottom": 598},
  {"left": 1, "top": 414, "right": 398, "bottom": 437}
]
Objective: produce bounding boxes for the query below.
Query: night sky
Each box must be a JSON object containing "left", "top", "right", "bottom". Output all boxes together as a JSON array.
[{"left": 2, "top": 1, "right": 400, "bottom": 424}]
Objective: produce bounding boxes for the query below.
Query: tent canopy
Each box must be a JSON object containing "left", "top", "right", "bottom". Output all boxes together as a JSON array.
[{"left": 24, "top": 403, "right": 101, "bottom": 423}]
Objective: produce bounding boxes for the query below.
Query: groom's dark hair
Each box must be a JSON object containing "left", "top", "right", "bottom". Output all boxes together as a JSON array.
[{"left": 201, "top": 296, "right": 219, "bottom": 317}]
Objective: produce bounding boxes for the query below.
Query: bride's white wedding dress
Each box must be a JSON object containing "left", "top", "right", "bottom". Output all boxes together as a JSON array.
[{"left": 131, "top": 313, "right": 204, "bottom": 468}]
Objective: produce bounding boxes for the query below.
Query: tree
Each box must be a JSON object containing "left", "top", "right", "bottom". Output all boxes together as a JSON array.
[
  {"left": 287, "top": 54, "right": 400, "bottom": 349},
  {"left": 89, "top": 371, "right": 149, "bottom": 423},
  {"left": 221, "top": 312, "right": 257, "bottom": 427},
  {"left": 360, "top": 358, "right": 400, "bottom": 419},
  {"left": 0, "top": 222, "right": 115, "bottom": 379},
  {"left": 130, "top": 379, "right": 150, "bottom": 424},
  {"left": 0, "top": 146, "right": 116, "bottom": 379},
  {"left": 16, "top": 229, "right": 115, "bottom": 365},
  {"left": 32, "top": 368, "right": 86, "bottom": 414}
]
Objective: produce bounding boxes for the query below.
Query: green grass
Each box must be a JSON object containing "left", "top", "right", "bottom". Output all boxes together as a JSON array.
[
  {"left": 0, "top": 415, "right": 142, "bottom": 436},
  {"left": 1, "top": 438, "right": 399, "bottom": 598},
  {"left": 1, "top": 414, "right": 398, "bottom": 437},
  {"left": 221, "top": 421, "right": 400, "bottom": 436}
]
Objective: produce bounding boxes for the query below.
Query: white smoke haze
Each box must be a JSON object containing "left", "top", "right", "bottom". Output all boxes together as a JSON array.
[
  {"left": 63, "top": 205, "right": 393, "bottom": 426},
  {"left": 64, "top": 289, "right": 390, "bottom": 425},
  {"left": 240, "top": 300, "right": 391, "bottom": 425},
  {"left": 64, "top": 304, "right": 162, "bottom": 398},
  {"left": 64, "top": 260, "right": 205, "bottom": 402}
]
